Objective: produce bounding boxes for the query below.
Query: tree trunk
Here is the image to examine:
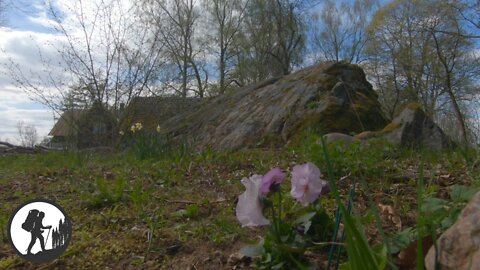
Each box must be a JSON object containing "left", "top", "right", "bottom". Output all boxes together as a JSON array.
[
  {"left": 432, "top": 33, "right": 468, "bottom": 144},
  {"left": 219, "top": 32, "right": 226, "bottom": 94},
  {"left": 444, "top": 72, "right": 468, "bottom": 143}
]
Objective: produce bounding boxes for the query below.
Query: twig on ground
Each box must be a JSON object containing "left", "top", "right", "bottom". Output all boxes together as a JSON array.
[
  {"left": 164, "top": 198, "right": 226, "bottom": 204},
  {"left": 36, "top": 259, "right": 59, "bottom": 270}
]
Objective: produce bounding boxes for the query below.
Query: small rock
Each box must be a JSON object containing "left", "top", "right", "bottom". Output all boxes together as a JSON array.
[
  {"left": 103, "top": 171, "right": 115, "bottom": 180},
  {"left": 425, "top": 191, "right": 480, "bottom": 269},
  {"left": 166, "top": 244, "right": 182, "bottom": 256},
  {"left": 320, "top": 132, "right": 368, "bottom": 148},
  {"left": 360, "top": 104, "right": 453, "bottom": 150},
  {"left": 228, "top": 252, "right": 247, "bottom": 266}
]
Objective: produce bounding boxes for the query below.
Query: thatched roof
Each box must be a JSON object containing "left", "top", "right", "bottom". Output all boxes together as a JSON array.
[
  {"left": 48, "top": 110, "right": 85, "bottom": 137},
  {"left": 119, "top": 96, "right": 203, "bottom": 132}
]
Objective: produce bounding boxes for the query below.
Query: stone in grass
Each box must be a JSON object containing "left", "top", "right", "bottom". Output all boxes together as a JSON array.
[
  {"left": 424, "top": 191, "right": 480, "bottom": 270},
  {"left": 355, "top": 103, "right": 453, "bottom": 151},
  {"left": 319, "top": 132, "right": 368, "bottom": 148}
]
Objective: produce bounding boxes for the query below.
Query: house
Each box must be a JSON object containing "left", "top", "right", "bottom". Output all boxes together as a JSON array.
[
  {"left": 49, "top": 96, "right": 202, "bottom": 148},
  {"left": 48, "top": 102, "right": 117, "bottom": 148},
  {"left": 48, "top": 109, "right": 84, "bottom": 148},
  {"left": 118, "top": 96, "right": 202, "bottom": 133}
]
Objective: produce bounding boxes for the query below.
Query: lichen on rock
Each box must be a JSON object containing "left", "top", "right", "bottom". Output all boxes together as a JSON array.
[
  {"left": 425, "top": 191, "right": 480, "bottom": 270},
  {"left": 354, "top": 103, "right": 453, "bottom": 150}
]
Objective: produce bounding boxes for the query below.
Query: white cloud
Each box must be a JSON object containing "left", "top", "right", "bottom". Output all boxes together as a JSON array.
[
  {"left": 0, "top": 12, "right": 66, "bottom": 143},
  {"left": 0, "top": 83, "right": 55, "bottom": 143},
  {"left": 0, "top": 0, "right": 138, "bottom": 143},
  {"left": 0, "top": 0, "right": 227, "bottom": 143},
  {"left": 0, "top": 106, "right": 54, "bottom": 143}
]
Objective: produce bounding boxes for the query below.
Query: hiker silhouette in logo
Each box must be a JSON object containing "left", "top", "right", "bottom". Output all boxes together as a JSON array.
[{"left": 22, "top": 210, "right": 52, "bottom": 255}]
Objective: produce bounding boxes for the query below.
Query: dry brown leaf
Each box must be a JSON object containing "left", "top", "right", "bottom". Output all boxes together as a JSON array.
[{"left": 379, "top": 203, "right": 402, "bottom": 231}]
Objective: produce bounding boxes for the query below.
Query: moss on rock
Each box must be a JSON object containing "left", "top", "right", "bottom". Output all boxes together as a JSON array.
[
  {"left": 354, "top": 103, "right": 453, "bottom": 150},
  {"left": 120, "top": 61, "right": 389, "bottom": 150}
]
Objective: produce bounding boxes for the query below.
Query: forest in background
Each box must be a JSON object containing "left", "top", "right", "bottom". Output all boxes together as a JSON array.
[{"left": 2, "top": 0, "right": 480, "bottom": 144}]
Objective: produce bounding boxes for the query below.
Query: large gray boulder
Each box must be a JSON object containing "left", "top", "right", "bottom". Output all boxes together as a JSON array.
[
  {"left": 159, "top": 61, "right": 388, "bottom": 149},
  {"left": 425, "top": 191, "right": 480, "bottom": 270},
  {"left": 355, "top": 104, "right": 453, "bottom": 150}
]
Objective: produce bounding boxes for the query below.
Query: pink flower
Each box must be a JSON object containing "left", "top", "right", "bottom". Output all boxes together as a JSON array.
[
  {"left": 236, "top": 174, "right": 270, "bottom": 227},
  {"left": 260, "top": 167, "right": 285, "bottom": 195},
  {"left": 290, "top": 162, "right": 329, "bottom": 206}
]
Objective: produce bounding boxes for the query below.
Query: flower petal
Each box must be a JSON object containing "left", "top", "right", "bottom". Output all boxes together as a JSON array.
[
  {"left": 236, "top": 175, "right": 270, "bottom": 227},
  {"left": 290, "top": 162, "right": 327, "bottom": 206},
  {"left": 260, "top": 167, "right": 285, "bottom": 195}
]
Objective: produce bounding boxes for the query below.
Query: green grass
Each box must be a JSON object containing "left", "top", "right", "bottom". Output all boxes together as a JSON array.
[{"left": 0, "top": 130, "right": 478, "bottom": 269}]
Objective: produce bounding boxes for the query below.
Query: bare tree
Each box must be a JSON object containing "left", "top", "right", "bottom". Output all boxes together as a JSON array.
[
  {"left": 204, "top": 0, "right": 248, "bottom": 94},
  {"left": 16, "top": 121, "right": 38, "bottom": 147},
  {"left": 7, "top": 0, "right": 164, "bottom": 118},
  {"left": 427, "top": 1, "right": 476, "bottom": 143},
  {"left": 268, "top": 0, "right": 305, "bottom": 75},
  {"left": 441, "top": 0, "right": 480, "bottom": 39},
  {"left": 144, "top": 0, "right": 207, "bottom": 98},
  {"left": 365, "top": 0, "right": 443, "bottom": 118},
  {"left": 231, "top": 0, "right": 306, "bottom": 86},
  {"left": 365, "top": 0, "right": 478, "bottom": 144},
  {"left": 310, "top": 0, "right": 378, "bottom": 63}
]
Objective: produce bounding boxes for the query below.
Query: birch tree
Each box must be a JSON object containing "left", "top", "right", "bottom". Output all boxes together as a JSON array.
[
  {"left": 204, "top": 0, "right": 248, "bottom": 94},
  {"left": 16, "top": 121, "right": 38, "bottom": 148},
  {"left": 8, "top": 0, "right": 164, "bottom": 116},
  {"left": 310, "top": 0, "right": 378, "bottom": 63},
  {"left": 144, "top": 0, "right": 208, "bottom": 98},
  {"left": 231, "top": 0, "right": 306, "bottom": 86},
  {"left": 426, "top": 0, "right": 476, "bottom": 143}
]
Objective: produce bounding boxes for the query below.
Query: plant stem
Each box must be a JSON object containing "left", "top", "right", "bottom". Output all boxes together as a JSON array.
[
  {"left": 278, "top": 190, "right": 283, "bottom": 235},
  {"left": 416, "top": 162, "right": 425, "bottom": 270},
  {"left": 270, "top": 204, "right": 281, "bottom": 243}
]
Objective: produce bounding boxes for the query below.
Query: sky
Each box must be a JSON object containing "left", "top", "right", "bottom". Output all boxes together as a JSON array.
[
  {"left": 0, "top": 0, "right": 59, "bottom": 143},
  {"left": 0, "top": 0, "right": 366, "bottom": 144},
  {"left": 0, "top": 0, "right": 477, "bottom": 144},
  {"left": 0, "top": 0, "right": 144, "bottom": 144}
]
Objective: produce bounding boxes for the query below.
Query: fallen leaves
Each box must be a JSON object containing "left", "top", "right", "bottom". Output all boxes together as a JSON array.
[{"left": 378, "top": 203, "right": 402, "bottom": 231}]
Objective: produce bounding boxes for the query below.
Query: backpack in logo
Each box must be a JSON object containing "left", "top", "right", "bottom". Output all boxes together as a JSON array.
[{"left": 22, "top": 209, "right": 39, "bottom": 232}]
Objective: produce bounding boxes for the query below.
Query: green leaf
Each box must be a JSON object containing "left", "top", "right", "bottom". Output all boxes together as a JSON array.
[
  {"left": 450, "top": 185, "right": 480, "bottom": 203},
  {"left": 440, "top": 208, "right": 461, "bottom": 229},
  {"left": 295, "top": 212, "right": 316, "bottom": 233},
  {"left": 342, "top": 208, "right": 380, "bottom": 270},
  {"left": 240, "top": 243, "right": 265, "bottom": 258},
  {"left": 185, "top": 204, "right": 199, "bottom": 218},
  {"left": 295, "top": 212, "right": 316, "bottom": 224},
  {"left": 372, "top": 243, "right": 388, "bottom": 270},
  {"left": 272, "top": 262, "right": 285, "bottom": 269},
  {"left": 420, "top": 197, "right": 447, "bottom": 213},
  {"left": 388, "top": 227, "right": 416, "bottom": 254}
]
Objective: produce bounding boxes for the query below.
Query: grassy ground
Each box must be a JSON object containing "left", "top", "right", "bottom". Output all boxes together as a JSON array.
[{"left": 0, "top": 134, "right": 478, "bottom": 269}]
